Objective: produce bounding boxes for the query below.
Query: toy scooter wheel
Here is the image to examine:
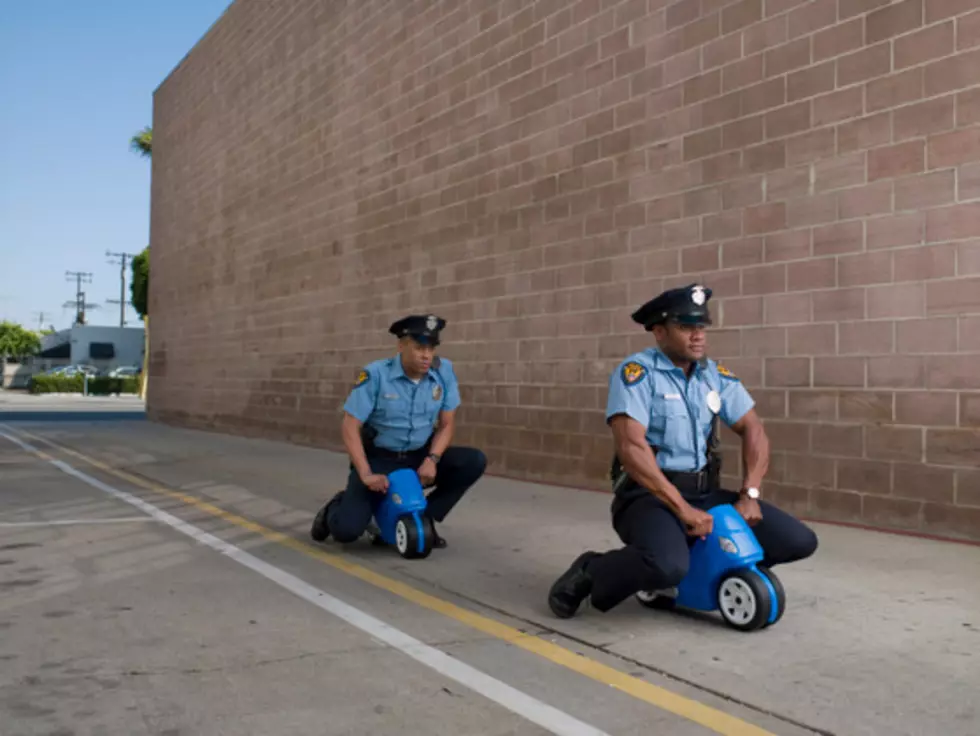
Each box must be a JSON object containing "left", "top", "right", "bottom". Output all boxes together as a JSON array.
[
  {"left": 717, "top": 569, "right": 772, "bottom": 632},
  {"left": 757, "top": 566, "right": 786, "bottom": 627},
  {"left": 635, "top": 589, "right": 677, "bottom": 610},
  {"left": 394, "top": 515, "right": 434, "bottom": 560}
]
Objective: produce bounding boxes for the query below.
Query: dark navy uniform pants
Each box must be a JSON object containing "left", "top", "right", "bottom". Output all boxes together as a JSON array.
[
  {"left": 326, "top": 446, "right": 487, "bottom": 543},
  {"left": 587, "top": 489, "right": 818, "bottom": 612}
]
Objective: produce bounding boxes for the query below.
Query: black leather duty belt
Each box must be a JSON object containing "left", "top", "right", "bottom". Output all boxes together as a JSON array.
[{"left": 663, "top": 469, "right": 714, "bottom": 497}]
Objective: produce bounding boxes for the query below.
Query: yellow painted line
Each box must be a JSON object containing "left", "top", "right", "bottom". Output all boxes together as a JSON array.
[{"left": 11, "top": 427, "right": 776, "bottom": 736}]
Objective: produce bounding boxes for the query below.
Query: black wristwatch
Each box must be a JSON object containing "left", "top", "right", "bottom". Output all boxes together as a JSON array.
[{"left": 428, "top": 453, "right": 441, "bottom": 463}]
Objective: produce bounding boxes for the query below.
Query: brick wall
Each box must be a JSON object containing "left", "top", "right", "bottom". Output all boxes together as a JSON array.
[{"left": 149, "top": 0, "right": 980, "bottom": 541}]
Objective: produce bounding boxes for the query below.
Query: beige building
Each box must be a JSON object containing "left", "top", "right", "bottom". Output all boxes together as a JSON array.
[{"left": 148, "top": 0, "right": 980, "bottom": 541}]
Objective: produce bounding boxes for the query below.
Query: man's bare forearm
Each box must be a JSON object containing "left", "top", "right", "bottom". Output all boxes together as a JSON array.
[
  {"left": 740, "top": 422, "right": 769, "bottom": 490},
  {"left": 618, "top": 438, "right": 690, "bottom": 517},
  {"left": 342, "top": 417, "right": 373, "bottom": 479},
  {"left": 429, "top": 418, "right": 454, "bottom": 457}
]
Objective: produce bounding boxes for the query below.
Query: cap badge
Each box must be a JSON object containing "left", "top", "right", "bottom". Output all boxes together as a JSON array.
[
  {"left": 691, "top": 285, "right": 706, "bottom": 305},
  {"left": 426, "top": 315, "right": 438, "bottom": 331}
]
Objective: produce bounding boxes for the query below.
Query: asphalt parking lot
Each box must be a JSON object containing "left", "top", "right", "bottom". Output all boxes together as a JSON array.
[{"left": 1, "top": 393, "right": 978, "bottom": 736}]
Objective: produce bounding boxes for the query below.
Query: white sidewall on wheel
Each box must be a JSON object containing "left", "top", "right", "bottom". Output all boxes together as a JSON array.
[
  {"left": 395, "top": 519, "right": 409, "bottom": 554},
  {"left": 718, "top": 576, "right": 758, "bottom": 626}
]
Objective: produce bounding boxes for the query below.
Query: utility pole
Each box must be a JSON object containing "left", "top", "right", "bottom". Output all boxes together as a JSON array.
[
  {"left": 106, "top": 251, "right": 137, "bottom": 327},
  {"left": 64, "top": 271, "right": 97, "bottom": 325},
  {"left": 34, "top": 312, "right": 47, "bottom": 331}
]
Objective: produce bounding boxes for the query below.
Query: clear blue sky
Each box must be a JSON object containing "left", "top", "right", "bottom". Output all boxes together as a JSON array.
[{"left": 0, "top": 0, "right": 231, "bottom": 332}]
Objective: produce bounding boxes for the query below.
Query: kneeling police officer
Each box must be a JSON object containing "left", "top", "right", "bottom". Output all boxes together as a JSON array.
[
  {"left": 311, "top": 314, "right": 487, "bottom": 548},
  {"left": 548, "top": 284, "right": 818, "bottom": 618}
]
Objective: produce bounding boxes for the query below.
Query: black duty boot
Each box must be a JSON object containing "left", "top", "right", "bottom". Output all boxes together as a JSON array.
[
  {"left": 426, "top": 515, "right": 447, "bottom": 549},
  {"left": 310, "top": 491, "right": 343, "bottom": 543},
  {"left": 548, "top": 551, "right": 600, "bottom": 619}
]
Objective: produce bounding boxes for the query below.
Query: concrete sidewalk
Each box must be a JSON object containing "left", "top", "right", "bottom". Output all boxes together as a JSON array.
[{"left": 6, "top": 416, "right": 979, "bottom": 736}]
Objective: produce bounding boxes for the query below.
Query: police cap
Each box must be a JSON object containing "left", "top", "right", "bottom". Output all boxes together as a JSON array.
[
  {"left": 389, "top": 314, "right": 446, "bottom": 345},
  {"left": 631, "top": 283, "right": 712, "bottom": 330}
]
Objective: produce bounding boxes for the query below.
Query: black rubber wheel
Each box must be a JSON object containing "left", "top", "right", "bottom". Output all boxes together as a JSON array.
[
  {"left": 635, "top": 589, "right": 677, "bottom": 610},
  {"left": 757, "top": 566, "right": 786, "bottom": 627},
  {"left": 716, "top": 569, "right": 772, "bottom": 632},
  {"left": 394, "top": 514, "right": 434, "bottom": 559}
]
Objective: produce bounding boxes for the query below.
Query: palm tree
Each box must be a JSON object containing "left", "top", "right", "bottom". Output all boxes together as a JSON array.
[{"left": 130, "top": 126, "right": 152, "bottom": 158}]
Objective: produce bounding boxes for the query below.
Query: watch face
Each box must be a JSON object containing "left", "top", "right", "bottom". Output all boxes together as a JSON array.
[{"left": 747, "top": 487, "right": 759, "bottom": 499}]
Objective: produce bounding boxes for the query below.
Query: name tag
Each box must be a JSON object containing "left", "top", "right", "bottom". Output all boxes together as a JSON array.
[
  {"left": 664, "top": 393, "right": 681, "bottom": 400},
  {"left": 383, "top": 393, "right": 399, "bottom": 400}
]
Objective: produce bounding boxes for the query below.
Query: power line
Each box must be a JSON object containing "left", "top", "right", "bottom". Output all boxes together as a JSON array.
[
  {"left": 64, "top": 271, "right": 98, "bottom": 325},
  {"left": 106, "top": 251, "right": 138, "bottom": 327}
]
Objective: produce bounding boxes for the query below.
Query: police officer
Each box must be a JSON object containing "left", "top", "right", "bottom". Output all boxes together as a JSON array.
[
  {"left": 311, "top": 314, "right": 487, "bottom": 547},
  {"left": 547, "top": 283, "right": 818, "bottom": 618}
]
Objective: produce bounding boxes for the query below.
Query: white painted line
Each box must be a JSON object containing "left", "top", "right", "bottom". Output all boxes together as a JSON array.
[
  {"left": 0, "top": 429, "right": 610, "bottom": 736},
  {"left": 0, "top": 517, "right": 154, "bottom": 527}
]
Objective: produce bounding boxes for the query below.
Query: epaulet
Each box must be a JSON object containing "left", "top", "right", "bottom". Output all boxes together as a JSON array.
[
  {"left": 353, "top": 359, "right": 383, "bottom": 388},
  {"left": 715, "top": 360, "right": 740, "bottom": 382}
]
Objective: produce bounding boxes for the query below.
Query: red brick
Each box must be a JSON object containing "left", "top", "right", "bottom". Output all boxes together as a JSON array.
[
  {"left": 865, "top": 0, "right": 923, "bottom": 45},
  {"left": 787, "top": 324, "right": 836, "bottom": 355},
  {"left": 703, "top": 37, "right": 742, "bottom": 75},
  {"left": 927, "top": 127, "right": 980, "bottom": 169},
  {"left": 838, "top": 459, "right": 892, "bottom": 494},
  {"left": 926, "top": 276, "right": 980, "bottom": 315},
  {"left": 867, "top": 425, "right": 924, "bottom": 461},
  {"left": 814, "top": 357, "right": 866, "bottom": 388},
  {"left": 764, "top": 0, "right": 808, "bottom": 16},
  {"left": 958, "top": 88, "right": 980, "bottom": 127},
  {"left": 813, "top": 222, "right": 864, "bottom": 256},
  {"left": 744, "top": 140, "right": 787, "bottom": 173},
  {"left": 839, "top": 391, "right": 895, "bottom": 421},
  {"left": 813, "top": 287, "right": 866, "bottom": 321},
  {"left": 722, "top": 0, "right": 762, "bottom": 34},
  {"left": 837, "top": 181, "right": 893, "bottom": 220},
  {"left": 814, "top": 152, "right": 866, "bottom": 193},
  {"left": 723, "top": 296, "right": 764, "bottom": 326},
  {"left": 765, "top": 229, "right": 811, "bottom": 262},
  {"left": 786, "top": 192, "right": 838, "bottom": 227},
  {"left": 895, "top": 21, "right": 955, "bottom": 69},
  {"left": 922, "top": 502, "right": 980, "bottom": 539},
  {"left": 741, "top": 77, "right": 787, "bottom": 116},
  {"left": 683, "top": 69, "right": 721, "bottom": 104},
  {"left": 787, "top": 60, "right": 836, "bottom": 104},
  {"left": 683, "top": 127, "right": 722, "bottom": 161},
  {"left": 868, "top": 282, "right": 925, "bottom": 318},
  {"left": 766, "top": 357, "right": 811, "bottom": 387},
  {"left": 837, "top": 112, "right": 891, "bottom": 155},
  {"left": 764, "top": 101, "right": 811, "bottom": 139},
  {"left": 786, "top": 0, "right": 836, "bottom": 39},
  {"left": 836, "top": 43, "right": 891, "bottom": 88},
  {"left": 811, "top": 87, "right": 864, "bottom": 126},
  {"left": 868, "top": 141, "right": 926, "bottom": 181},
  {"left": 742, "top": 326, "right": 787, "bottom": 356},
  {"left": 744, "top": 15, "right": 787, "bottom": 55},
  {"left": 895, "top": 390, "right": 958, "bottom": 426},
  {"left": 840, "top": 0, "right": 890, "bottom": 21},
  {"left": 894, "top": 170, "right": 957, "bottom": 211},
  {"left": 786, "top": 127, "right": 836, "bottom": 164},
  {"left": 722, "top": 177, "right": 764, "bottom": 209},
  {"left": 744, "top": 202, "right": 786, "bottom": 234},
  {"left": 813, "top": 17, "right": 864, "bottom": 62},
  {"left": 927, "top": 355, "right": 980, "bottom": 389},
  {"left": 788, "top": 390, "right": 838, "bottom": 420},
  {"left": 927, "top": 428, "right": 980, "bottom": 468},
  {"left": 764, "top": 292, "right": 812, "bottom": 324},
  {"left": 926, "top": 0, "right": 980, "bottom": 24},
  {"left": 812, "top": 424, "right": 864, "bottom": 458},
  {"left": 838, "top": 320, "right": 894, "bottom": 354},
  {"left": 788, "top": 258, "right": 837, "bottom": 290},
  {"left": 839, "top": 251, "right": 894, "bottom": 287},
  {"left": 704, "top": 210, "right": 744, "bottom": 241},
  {"left": 866, "top": 67, "right": 924, "bottom": 113},
  {"left": 960, "top": 9, "right": 980, "bottom": 50},
  {"left": 924, "top": 47, "right": 980, "bottom": 97},
  {"left": 666, "top": 0, "right": 701, "bottom": 30},
  {"left": 721, "top": 238, "right": 764, "bottom": 267},
  {"left": 893, "top": 96, "right": 955, "bottom": 142},
  {"left": 893, "top": 244, "right": 956, "bottom": 282},
  {"left": 958, "top": 470, "right": 980, "bottom": 506},
  {"left": 926, "top": 203, "right": 980, "bottom": 242},
  {"left": 863, "top": 496, "right": 925, "bottom": 529},
  {"left": 961, "top": 393, "right": 980, "bottom": 427},
  {"left": 898, "top": 317, "right": 959, "bottom": 354},
  {"left": 868, "top": 356, "right": 927, "bottom": 388},
  {"left": 765, "top": 37, "right": 811, "bottom": 77},
  {"left": 866, "top": 212, "right": 925, "bottom": 250},
  {"left": 959, "top": 163, "right": 980, "bottom": 201},
  {"left": 766, "top": 165, "right": 810, "bottom": 200},
  {"left": 892, "top": 463, "right": 955, "bottom": 502}
]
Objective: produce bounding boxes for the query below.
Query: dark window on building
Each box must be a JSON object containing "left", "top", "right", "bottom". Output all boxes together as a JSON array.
[{"left": 89, "top": 342, "right": 115, "bottom": 359}]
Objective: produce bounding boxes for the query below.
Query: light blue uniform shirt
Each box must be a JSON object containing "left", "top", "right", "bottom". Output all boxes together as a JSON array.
[
  {"left": 605, "top": 347, "right": 754, "bottom": 472},
  {"left": 344, "top": 355, "right": 461, "bottom": 452}
]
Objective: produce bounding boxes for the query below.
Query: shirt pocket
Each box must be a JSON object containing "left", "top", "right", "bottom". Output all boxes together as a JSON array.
[
  {"left": 649, "top": 395, "right": 687, "bottom": 434},
  {"left": 377, "top": 394, "right": 408, "bottom": 421}
]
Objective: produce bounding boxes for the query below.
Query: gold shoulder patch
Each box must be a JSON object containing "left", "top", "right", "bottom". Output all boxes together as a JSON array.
[
  {"left": 354, "top": 369, "right": 369, "bottom": 387},
  {"left": 717, "top": 363, "right": 738, "bottom": 381},
  {"left": 621, "top": 361, "right": 647, "bottom": 386}
]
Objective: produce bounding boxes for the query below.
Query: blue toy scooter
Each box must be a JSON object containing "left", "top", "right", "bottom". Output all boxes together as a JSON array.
[
  {"left": 367, "top": 468, "right": 437, "bottom": 559},
  {"left": 635, "top": 504, "right": 786, "bottom": 632}
]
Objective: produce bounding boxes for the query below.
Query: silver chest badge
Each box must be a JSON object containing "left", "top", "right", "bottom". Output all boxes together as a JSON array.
[{"left": 706, "top": 390, "right": 721, "bottom": 415}]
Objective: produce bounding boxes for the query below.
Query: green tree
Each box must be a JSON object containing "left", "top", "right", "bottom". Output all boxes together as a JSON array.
[
  {"left": 130, "top": 126, "right": 152, "bottom": 158},
  {"left": 131, "top": 246, "right": 149, "bottom": 319},
  {"left": 0, "top": 321, "right": 41, "bottom": 359}
]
